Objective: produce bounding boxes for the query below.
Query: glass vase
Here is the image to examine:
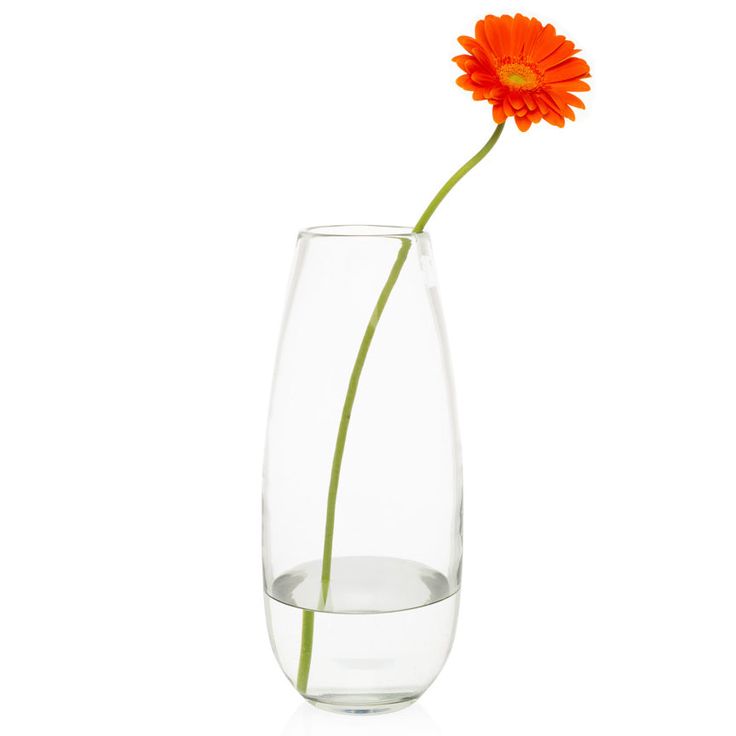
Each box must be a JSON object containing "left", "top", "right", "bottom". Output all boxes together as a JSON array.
[{"left": 262, "top": 225, "right": 462, "bottom": 714}]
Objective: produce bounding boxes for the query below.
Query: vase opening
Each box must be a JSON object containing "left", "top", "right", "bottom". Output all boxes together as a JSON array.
[{"left": 300, "top": 224, "right": 417, "bottom": 238}]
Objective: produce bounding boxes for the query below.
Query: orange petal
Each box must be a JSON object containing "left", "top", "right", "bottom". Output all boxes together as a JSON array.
[
  {"left": 457, "top": 35, "right": 480, "bottom": 54},
  {"left": 520, "top": 16, "right": 545, "bottom": 56},
  {"left": 492, "top": 103, "right": 507, "bottom": 124},
  {"left": 554, "top": 90, "right": 585, "bottom": 109},
  {"left": 544, "top": 57, "right": 591, "bottom": 82},
  {"left": 497, "top": 14, "right": 515, "bottom": 56},
  {"left": 452, "top": 54, "right": 474, "bottom": 72},
  {"left": 456, "top": 74, "right": 474, "bottom": 90},
  {"left": 560, "top": 104, "right": 575, "bottom": 121},
  {"left": 538, "top": 90, "right": 562, "bottom": 114},
  {"left": 521, "top": 91, "right": 537, "bottom": 111},
  {"left": 547, "top": 78, "right": 591, "bottom": 91},
  {"left": 470, "top": 71, "right": 499, "bottom": 85},
  {"left": 484, "top": 15, "right": 506, "bottom": 58},
  {"left": 486, "top": 86, "right": 506, "bottom": 102},
  {"left": 468, "top": 43, "right": 495, "bottom": 69},
  {"left": 537, "top": 39, "right": 575, "bottom": 69},
  {"left": 509, "top": 13, "right": 529, "bottom": 56},
  {"left": 508, "top": 91, "right": 524, "bottom": 110},
  {"left": 515, "top": 114, "right": 532, "bottom": 132},
  {"left": 528, "top": 22, "right": 560, "bottom": 61},
  {"left": 474, "top": 19, "right": 489, "bottom": 49},
  {"left": 543, "top": 110, "right": 565, "bottom": 127}
]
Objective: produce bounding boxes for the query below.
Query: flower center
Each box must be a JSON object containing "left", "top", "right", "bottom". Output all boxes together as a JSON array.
[{"left": 497, "top": 62, "right": 541, "bottom": 90}]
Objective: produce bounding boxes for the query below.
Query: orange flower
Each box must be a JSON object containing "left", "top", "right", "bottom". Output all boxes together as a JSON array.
[{"left": 453, "top": 13, "right": 590, "bottom": 131}]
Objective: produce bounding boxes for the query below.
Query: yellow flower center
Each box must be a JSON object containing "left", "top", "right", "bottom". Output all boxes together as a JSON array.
[{"left": 498, "top": 62, "right": 541, "bottom": 90}]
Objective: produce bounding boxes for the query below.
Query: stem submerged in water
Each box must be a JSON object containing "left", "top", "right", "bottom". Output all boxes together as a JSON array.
[
  {"left": 295, "top": 122, "right": 505, "bottom": 694},
  {"left": 295, "top": 610, "right": 314, "bottom": 694}
]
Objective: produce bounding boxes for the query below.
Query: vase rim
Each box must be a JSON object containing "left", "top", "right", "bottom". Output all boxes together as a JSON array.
[{"left": 300, "top": 225, "right": 421, "bottom": 238}]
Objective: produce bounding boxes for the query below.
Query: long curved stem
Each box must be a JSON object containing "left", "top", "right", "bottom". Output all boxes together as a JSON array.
[{"left": 296, "top": 122, "right": 505, "bottom": 695}]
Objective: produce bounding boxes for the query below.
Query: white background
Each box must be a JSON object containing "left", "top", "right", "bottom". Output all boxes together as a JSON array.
[{"left": 1, "top": 0, "right": 735, "bottom": 733}]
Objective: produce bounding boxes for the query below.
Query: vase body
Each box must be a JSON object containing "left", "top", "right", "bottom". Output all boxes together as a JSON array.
[{"left": 262, "top": 225, "right": 462, "bottom": 714}]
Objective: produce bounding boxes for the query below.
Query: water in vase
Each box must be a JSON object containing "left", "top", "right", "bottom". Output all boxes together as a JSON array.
[{"left": 264, "top": 556, "right": 460, "bottom": 714}]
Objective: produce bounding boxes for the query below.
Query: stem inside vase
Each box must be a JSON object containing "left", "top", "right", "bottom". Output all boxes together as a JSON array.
[{"left": 296, "top": 122, "right": 505, "bottom": 694}]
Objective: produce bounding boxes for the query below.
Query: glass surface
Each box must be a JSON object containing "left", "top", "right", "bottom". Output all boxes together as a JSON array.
[{"left": 262, "top": 226, "right": 463, "bottom": 713}]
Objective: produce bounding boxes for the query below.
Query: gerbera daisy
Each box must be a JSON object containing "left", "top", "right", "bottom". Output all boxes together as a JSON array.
[{"left": 453, "top": 13, "right": 591, "bottom": 131}]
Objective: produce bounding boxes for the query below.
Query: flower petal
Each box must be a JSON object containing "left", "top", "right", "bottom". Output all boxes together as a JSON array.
[
  {"left": 538, "top": 91, "right": 563, "bottom": 115},
  {"left": 484, "top": 15, "right": 506, "bottom": 58},
  {"left": 510, "top": 13, "right": 529, "bottom": 56},
  {"left": 497, "top": 14, "right": 515, "bottom": 56},
  {"left": 521, "top": 92, "right": 537, "bottom": 111},
  {"left": 508, "top": 91, "right": 525, "bottom": 110},
  {"left": 544, "top": 57, "right": 591, "bottom": 83},
  {"left": 543, "top": 109, "right": 566, "bottom": 127},
  {"left": 520, "top": 16, "right": 545, "bottom": 56},
  {"left": 470, "top": 71, "right": 499, "bottom": 85},
  {"left": 554, "top": 91, "right": 585, "bottom": 109},
  {"left": 457, "top": 35, "right": 480, "bottom": 54},
  {"left": 492, "top": 103, "right": 507, "bottom": 124},
  {"left": 452, "top": 54, "right": 476, "bottom": 73},
  {"left": 474, "top": 19, "right": 489, "bottom": 49},
  {"left": 487, "top": 86, "right": 506, "bottom": 102},
  {"left": 537, "top": 39, "right": 576, "bottom": 69},
  {"left": 527, "top": 22, "right": 560, "bottom": 61},
  {"left": 547, "top": 78, "right": 591, "bottom": 91},
  {"left": 515, "top": 114, "right": 532, "bottom": 132}
]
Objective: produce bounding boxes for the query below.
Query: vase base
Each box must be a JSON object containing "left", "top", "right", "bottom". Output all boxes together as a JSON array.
[{"left": 305, "top": 693, "right": 419, "bottom": 716}]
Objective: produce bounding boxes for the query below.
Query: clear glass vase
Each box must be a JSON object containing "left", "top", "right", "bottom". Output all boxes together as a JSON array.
[{"left": 262, "top": 225, "right": 462, "bottom": 714}]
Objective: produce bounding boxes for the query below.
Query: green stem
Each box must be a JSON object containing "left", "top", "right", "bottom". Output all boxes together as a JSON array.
[
  {"left": 295, "top": 610, "right": 314, "bottom": 693},
  {"left": 295, "top": 121, "right": 505, "bottom": 695},
  {"left": 413, "top": 121, "right": 505, "bottom": 233},
  {"left": 318, "top": 237, "right": 412, "bottom": 605}
]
